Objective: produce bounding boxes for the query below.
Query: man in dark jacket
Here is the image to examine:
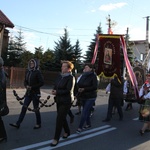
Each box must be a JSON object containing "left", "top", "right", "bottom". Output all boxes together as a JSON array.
[
  {"left": 0, "top": 57, "right": 7, "bottom": 142},
  {"left": 103, "top": 75, "right": 123, "bottom": 122},
  {"left": 9, "top": 58, "right": 44, "bottom": 129}
]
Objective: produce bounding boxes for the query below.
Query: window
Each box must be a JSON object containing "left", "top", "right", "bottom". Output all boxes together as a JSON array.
[{"left": 140, "top": 53, "right": 144, "bottom": 61}]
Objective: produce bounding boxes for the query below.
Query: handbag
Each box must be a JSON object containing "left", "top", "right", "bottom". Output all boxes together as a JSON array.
[{"left": 0, "top": 104, "right": 9, "bottom": 116}]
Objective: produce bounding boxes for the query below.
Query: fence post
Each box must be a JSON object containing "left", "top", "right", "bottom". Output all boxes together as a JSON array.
[{"left": 10, "top": 66, "right": 13, "bottom": 88}]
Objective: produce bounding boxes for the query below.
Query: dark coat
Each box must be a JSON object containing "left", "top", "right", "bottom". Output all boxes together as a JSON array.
[
  {"left": 53, "top": 74, "right": 75, "bottom": 105},
  {"left": 0, "top": 67, "right": 7, "bottom": 109},
  {"left": 77, "top": 72, "right": 98, "bottom": 99},
  {"left": 110, "top": 77, "right": 123, "bottom": 99},
  {"left": 24, "top": 59, "right": 44, "bottom": 95}
]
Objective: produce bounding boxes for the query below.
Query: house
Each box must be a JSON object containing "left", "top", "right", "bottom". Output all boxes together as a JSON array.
[
  {"left": 129, "top": 40, "right": 150, "bottom": 67},
  {"left": 129, "top": 40, "right": 150, "bottom": 83},
  {"left": 0, "top": 10, "right": 14, "bottom": 56}
]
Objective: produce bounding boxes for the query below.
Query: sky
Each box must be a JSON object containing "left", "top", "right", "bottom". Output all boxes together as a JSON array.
[{"left": 1, "top": 0, "right": 150, "bottom": 54}]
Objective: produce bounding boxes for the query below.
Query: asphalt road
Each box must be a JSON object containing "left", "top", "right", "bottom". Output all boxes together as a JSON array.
[{"left": 1, "top": 88, "right": 150, "bottom": 150}]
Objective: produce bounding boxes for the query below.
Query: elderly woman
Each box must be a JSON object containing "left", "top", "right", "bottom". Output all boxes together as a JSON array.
[
  {"left": 76, "top": 63, "right": 98, "bottom": 133},
  {"left": 50, "top": 61, "right": 75, "bottom": 147}
]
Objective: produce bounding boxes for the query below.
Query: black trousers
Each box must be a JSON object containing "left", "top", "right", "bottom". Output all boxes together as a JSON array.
[
  {"left": 54, "top": 103, "right": 71, "bottom": 141},
  {"left": 106, "top": 97, "right": 123, "bottom": 120},
  {"left": 0, "top": 116, "right": 7, "bottom": 138}
]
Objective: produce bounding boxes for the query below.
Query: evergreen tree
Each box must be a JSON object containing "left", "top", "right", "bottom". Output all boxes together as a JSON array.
[
  {"left": 20, "top": 50, "right": 34, "bottom": 68},
  {"left": 42, "top": 48, "right": 55, "bottom": 71},
  {"left": 73, "top": 39, "right": 83, "bottom": 73},
  {"left": 7, "top": 29, "right": 26, "bottom": 67},
  {"left": 85, "top": 23, "right": 103, "bottom": 64},
  {"left": 53, "top": 28, "right": 74, "bottom": 71},
  {"left": 126, "top": 34, "right": 134, "bottom": 65},
  {"left": 34, "top": 46, "right": 44, "bottom": 69}
]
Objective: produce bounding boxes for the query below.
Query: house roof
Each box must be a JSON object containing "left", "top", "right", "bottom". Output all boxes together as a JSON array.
[
  {"left": 0, "top": 10, "right": 14, "bottom": 28},
  {"left": 129, "top": 40, "right": 147, "bottom": 44}
]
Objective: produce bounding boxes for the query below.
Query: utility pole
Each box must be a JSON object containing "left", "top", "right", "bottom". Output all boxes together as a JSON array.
[
  {"left": 125, "top": 27, "right": 129, "bottom": 45},
  {"left": 144, "top": 16, "right": 149, "bottom": 69}
]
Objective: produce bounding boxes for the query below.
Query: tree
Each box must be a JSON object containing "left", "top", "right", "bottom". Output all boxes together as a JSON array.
[
  {"left": 34, "top": 46, "right": 44, "bottom": 69},
  {"left": 20, "top": 50, "right": 34, "bottom": 68},
  {"left": 7, "top": 29, "right": 27, "bottom": 67},
  {"left": 73, "top": 39, "right": 83, "bottom": 73},
  {"left": 53, "top": 28, "right": 74, "bottom": 71},
  {"left": 84, "top": 23, "right": 103, "bottom": 64},
  {"left": 42, "top": 48, "right": 55, "bottom": 71},
  {"left": 126, "top": 34, "right": 134, "bottom": 65}
]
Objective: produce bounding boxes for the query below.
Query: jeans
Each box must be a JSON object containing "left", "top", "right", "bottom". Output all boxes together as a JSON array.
[
  {"left": 78, "top": 98, "right": 96, "bottom": 129},
  {"left": 16, "top": 93, "right": 41, "bottom": 125}
]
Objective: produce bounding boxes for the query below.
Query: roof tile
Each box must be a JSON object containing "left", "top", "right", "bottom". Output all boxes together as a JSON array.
[{"left": 0, "top": 10, "right": 14, "bottom": 28}]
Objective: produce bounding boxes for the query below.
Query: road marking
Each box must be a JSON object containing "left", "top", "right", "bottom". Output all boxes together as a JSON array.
[
  {"left": 133, "top": 117, "right": 139, "bottom": 121},
  {"left": 13, "top": 125, "right": 114, "bottom": 150},
  {"left": 38, "top": 127, "right": 116, "bottom": 150}
]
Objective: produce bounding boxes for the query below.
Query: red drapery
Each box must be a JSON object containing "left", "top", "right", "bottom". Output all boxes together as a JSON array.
[
  {"left": 91, "top": 34, "right": 139, "bottom": 99},
  {"left": 96, "top": 34, "right": 121, "bottom": 81}
]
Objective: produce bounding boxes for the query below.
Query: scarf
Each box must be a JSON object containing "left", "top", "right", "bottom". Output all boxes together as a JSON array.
[{"left": 61, "top": 72, "right": 72, "bottom": 78}]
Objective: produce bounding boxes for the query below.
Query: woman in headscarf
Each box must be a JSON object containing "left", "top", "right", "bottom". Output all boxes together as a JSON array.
[{"left": 9, "top": 58, "right": 44, "bottom": 129}]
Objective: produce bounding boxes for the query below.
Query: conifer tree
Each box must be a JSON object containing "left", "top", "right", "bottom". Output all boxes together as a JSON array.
[
  {"left": 84, "top": 23, "right": 103, "bottom": 64},
  {"left": 7, "top": 29, "right": 26, "bottom": 67},
  {"left": 42, "top": 48, "right": 55, "bottom": 71},
  {"left": 73, "top": 39, "right": 83, "bottom": 73},
  {"left": 53, "top": 28, "right": 74, "bottom": 71}
]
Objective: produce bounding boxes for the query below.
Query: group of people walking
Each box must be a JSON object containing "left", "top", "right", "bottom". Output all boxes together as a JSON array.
[
  {"left": 50, "top": 61, "right": 98, "bottom": 146},
  {"left": 1, "top": 56, "right": 150, "bottom": 147},
  {"left": 0, "top": 58, "right": 98, "bottom": 147}
]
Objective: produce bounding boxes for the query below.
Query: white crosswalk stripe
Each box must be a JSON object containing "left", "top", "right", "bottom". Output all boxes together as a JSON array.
[{"left": 13, "top": 125, "right": 116, "bottom": 150}]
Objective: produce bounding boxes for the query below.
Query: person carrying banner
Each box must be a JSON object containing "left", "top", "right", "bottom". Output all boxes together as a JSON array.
[{"left": 102, "top": 75, "right": 123, "bottom": 122}]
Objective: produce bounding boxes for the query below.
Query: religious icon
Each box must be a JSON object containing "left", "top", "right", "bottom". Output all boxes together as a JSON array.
[{"left": 104, "top": 48, "right": 112, "bottom": 65}]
